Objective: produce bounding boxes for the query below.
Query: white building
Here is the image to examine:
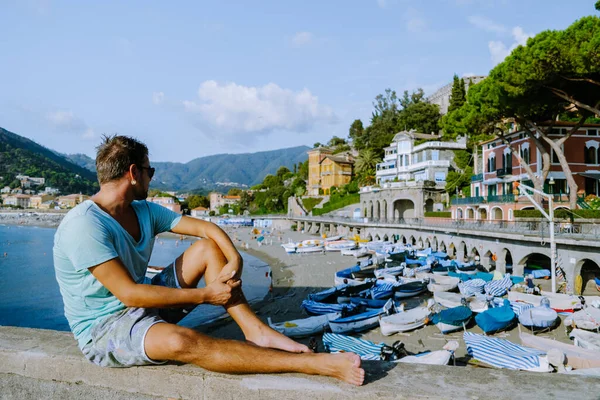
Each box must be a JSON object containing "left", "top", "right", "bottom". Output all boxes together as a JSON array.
[
  {"left": 428, "top": 75, "right": 486, "bottom": 115},
  {"left": 376, "top": 130, "right": 467, "bottom": 185}
]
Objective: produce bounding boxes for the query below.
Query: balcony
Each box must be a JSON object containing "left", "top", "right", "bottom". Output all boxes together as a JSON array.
[
  {"left": 450, "top": 196, "right": 484, "bottom": 205},
  {"left": 496, "top": 167, "right": 513, "bottom": 177},
  {"left": 376, "top": 167, "right": 398, "bottom": 176},
  {"left": 487, "top": 194, "right": 515, "bottom": 203},
  {"left": 471, "top": 173, "right": 483, "bottom": 182}
]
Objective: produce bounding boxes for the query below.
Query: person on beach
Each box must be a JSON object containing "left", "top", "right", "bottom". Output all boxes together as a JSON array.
[{"left": 53, "top": 135, "right": 364, "bottom": 386}]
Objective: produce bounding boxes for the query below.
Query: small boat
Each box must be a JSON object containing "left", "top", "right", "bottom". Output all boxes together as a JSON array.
[
  {"left": 484, "top": 274, "right": 514, "bottom": 297},
  {"left": 520, "top": 331, "right": 600, "bottom": 369},
  {"left": 475, "top": 299, "right": 516, "bottom": 334},
  {"left": 394, "top": 280, "right": 428, "bottom": 298},
  {"left": 518, "top": 298, "right": 558, "bottom": 330},
  {"left": 396, "top": 349, "right": 454, "bottom": 366},
  {"left": 433, "top": 291, "right": 488, "bottom": 313},
  {"left": 429, "top": 304, "right": 472, "bottom": 334},
  {"left": 322, "top": 332, "right": 385, "bottom": 360},
  {"left": 308, "top": 280, "right": 374, "bottom": 303},
  {"left": 295, "top": 244, "right": 324, "bottom": 253},
  {"left": 301, "top": 300, "right": 357, "bottom": 316},
  {"left": 426, "top": 275, "right": 460, "bottom": 293},
  {"left": 379, "top": 300, "right": 433, "bottom": 335},
  {"left": 341, "top": 247, "right": 370, "bottom": 257},
  {"left": 456, "top": 265, "right": 478, "bottom": 275},
  {"left": 508, "top": 291, "right": 583, "bottom": 313},
  {"left": 569, "top": 328, "right": 600, "bottom": 350},
  {"left": 595, "top": 277, "right": 600, "bottom": 292},
  {"left": 564, "top": 306, "right": 600, "bottom": 330},
  {"left": 329, "top": 299, "right": 393, "bottom": 334},
  {"left": 431, "top": 264, "right": 451, "bottom": 276},
  {"left": 268, "top": 312, "right": 341, "bottom": 338},
  {"left": 465, "top": 332, "right": 551, "bottom": 372},
  {"left": 345, "top": 296, "right": 390, "bottom": 309},
  {"left": 325, "top": 240, "right": 357, "bottom": 251},
  {"left": 458, "top": 279, "right": 486, "bottom": 296},
  {"left": 374, "top": 264, "right": 405, "bottom": 278},
  {"left": 322, "top": 234, "right": 343, "bottom": 242}
]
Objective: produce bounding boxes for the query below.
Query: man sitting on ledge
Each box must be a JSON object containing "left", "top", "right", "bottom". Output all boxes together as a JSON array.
[{"left": 53, "top": 135, "right": 364, "bottom": 386}]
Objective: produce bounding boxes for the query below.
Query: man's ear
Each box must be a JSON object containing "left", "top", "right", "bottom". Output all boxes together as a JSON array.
[{"left": 128, "top": 164, "right": 139, "bottom": 181}]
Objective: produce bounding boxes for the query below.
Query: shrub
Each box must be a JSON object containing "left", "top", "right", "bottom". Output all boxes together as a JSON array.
[
  {"left": 301, "top": 197, "right": 322, "bottom": 212},
  {"left": 424, "top": 211, "right": 451, "bottom": 218},
  {"left": 290, "top": 224, "right": 297, "bottom": 231}
]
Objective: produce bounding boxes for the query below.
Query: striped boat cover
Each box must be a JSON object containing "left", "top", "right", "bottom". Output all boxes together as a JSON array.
[
  {"left": 463, "top": 332, "right": 546, "bottom": 371},
  {"left": 510, "top": 301, "right": 534, "bottom": 316},
  {"left": 371, "top": 281, "right": 399, "bottom": 300},
  {"left": 301, "top": 300, "right": 357, "bottom": 315},
  {"left": 485, "top": 274, "right": 514, "bottom": 297},
  {"left": 458, "top": 279, "right": 486, "bottom": 296},
  {"left": 322, "top": 332, "right": 383, "bottom": 360}
]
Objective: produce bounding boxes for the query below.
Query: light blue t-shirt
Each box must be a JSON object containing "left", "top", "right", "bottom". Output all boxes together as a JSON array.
[{"left": 53, "top": 200, "right": 182, "bottom": 348}]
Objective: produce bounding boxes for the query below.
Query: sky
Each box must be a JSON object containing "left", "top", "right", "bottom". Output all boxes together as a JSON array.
[{"left": 0, "top": 1, "right": 596, "bottom": 163}]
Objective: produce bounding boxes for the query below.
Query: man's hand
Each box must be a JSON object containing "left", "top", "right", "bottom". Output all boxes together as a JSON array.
[{"left": 203, "top": 270, "right": 242, "bottom": 306}]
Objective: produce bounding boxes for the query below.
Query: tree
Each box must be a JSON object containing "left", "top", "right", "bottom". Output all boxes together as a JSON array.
[
  {"left": 187, "top": 195, "right": 209, "bottom": 209},
  {"left": 276, "top": 166, "right": 290, "bottom": 178},
  {"left": 348, "top": 119, "right": 365, "bottom": 150},
  {"left": 448, "top": 74, "right": 467, "bottom": 113},
  {"left": 471, "top": 16, "right": 600, "bottom": 208},
  {"left": 227, "top": 188, "right": 242, "bottom": 196},
  {"left": 354, "top": 149, "right": 381, "bottom": 185},
  {"left": 596, "top": 0, "right": 599, "bottom": 11},
  {"left": 313, "top": 142, "right": 322, "bottom": 148}
]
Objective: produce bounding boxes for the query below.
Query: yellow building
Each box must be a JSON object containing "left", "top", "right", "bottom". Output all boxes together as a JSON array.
[
  {"left": 307, "top": 148, "right": 354, "bottom": 195},
  {"left": 29, "top": 194, "right": 53, "bottom": 209}
]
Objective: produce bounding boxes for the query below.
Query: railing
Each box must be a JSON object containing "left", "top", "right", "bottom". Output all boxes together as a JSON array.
[
  {"left": 496, "top": 167, "right": 513, "bottom": 177},
  {"left": 471, "top": 173, "right": 483, "bottom": 182},
  {"left": 487, "top": 194, "right": 515, "bottom": 203},
  {"left": 450, "top": 196, "right": 484, "bottom": 205}
]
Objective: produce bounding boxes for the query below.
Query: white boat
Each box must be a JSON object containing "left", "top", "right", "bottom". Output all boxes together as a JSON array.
[
  {"left": 329, "top": 299, "right": 393, "bottom": 334},
  {"left": 570, "top": 328, "right": 600, "bottom": 351},
  {"left": 520, "top": 331, "right": 600, "bottom": 370},
  {"left": 324, "top": 240, "right": 357, "bottom": 251},
  {"left": 396, "top": 350, "right": 453, "bottom": 365},
  {"left": 301, "top": 239, "right": 322, "bottom": 247},
  {"left": 323, "top": 235, "right": 343, "bottom": 242},
  {"left": 267, "top": 312, "right": 340, "bottom": 338},
  {"left": 518, "top": 299, "right": 558, "bottom": 330},
  {"left": 295, "top": 244, "right": 324, "bottom": 253},
  {"left": 281, "top": 242, "right": 297, "bottom": 253},
  {"left": 508, "top": 291, "right": 583, "bottom": 313},
  {"left": 341, "top": 247, "right": 371, "bottom": 257},
  {"left": 374, "top": 265, "right": 405, "bottom": 278},
  {"left": 564, "top": 306, "right": 600, "bottom": 330},
  {"left": 426, "top": 275, "right": 460, "bottom": 293},
  {"left": 378, "top": 301, "right": 433, "bottom": 336},
  {"left": 434, "top": 291, "right": 488, "bottom": 313}
]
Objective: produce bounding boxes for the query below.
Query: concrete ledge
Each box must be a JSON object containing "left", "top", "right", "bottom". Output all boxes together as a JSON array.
[{"left": 1, "top": 326, "right": 599, "bottom": 400}]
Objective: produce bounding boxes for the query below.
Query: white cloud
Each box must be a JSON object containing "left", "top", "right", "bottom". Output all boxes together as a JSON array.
[
  {"left": 182, "top": 80, "right": 337, "bottom": 135},
  {"left": 488, "top": 25, "right": 533, "bottom": 64},
  {"left": 152, "top": 91, "right": 165, "bottom": 105},
  {"left": 467, "top": 15, "right": 507, "bottom": 34},
  {"left": 291, "top": 31, "right": 313, "bottom": 47},
  {"left": 45, "top": 110, "right": 96, "bottom": 139}
]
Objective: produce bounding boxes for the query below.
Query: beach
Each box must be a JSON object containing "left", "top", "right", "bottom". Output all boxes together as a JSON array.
[{"left": 198, "top": 226, "right": 588, "bottom": 362}]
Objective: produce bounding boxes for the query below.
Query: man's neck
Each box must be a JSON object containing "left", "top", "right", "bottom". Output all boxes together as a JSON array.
[{"left": 92, "top": 182, "right": 133, "bottom": 217}]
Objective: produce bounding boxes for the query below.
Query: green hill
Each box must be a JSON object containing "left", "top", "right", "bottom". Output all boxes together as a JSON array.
[
  {"left": 0, "top": 127, "right": 99, "bottom": 195},
  {"left": 67, "top": 146, "right": 310, "bottom": 192}
]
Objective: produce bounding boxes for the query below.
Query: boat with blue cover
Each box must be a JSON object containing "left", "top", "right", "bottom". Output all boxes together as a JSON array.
[
  {"left": 475, "top": 299, "right": 516, "bottom": 334},
  {"left": 268, "top": 312, "right": 341, "bottom": 338},
  {"left": 328, "top": 299, "right": 393, "bottom": 334},
  {"left": 518, "top": 297, "right": 558, "bottom": 330},
  {"left": 301, "top": 300, "right": 358, "bottom": 316},
  {"left": 394, "top": 280, "right": 428, "bottom": 298},
  {"left": 429, "top": 303, "right": 473, "bottom": 333},
  {"left": 379, "top": 300, "right": 434, "bottom": 335}
]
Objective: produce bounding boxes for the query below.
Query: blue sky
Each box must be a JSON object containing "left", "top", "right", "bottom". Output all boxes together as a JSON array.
[{"left": 0, "top": 1, "right": 595, "bottom": 163}]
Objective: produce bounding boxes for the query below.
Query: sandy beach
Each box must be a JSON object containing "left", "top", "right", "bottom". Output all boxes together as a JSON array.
[{"left": 197, "top": 226, "right": 596, "bottom": 363}]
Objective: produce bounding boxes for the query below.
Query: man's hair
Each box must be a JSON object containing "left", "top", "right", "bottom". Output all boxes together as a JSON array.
[{"left": 95, "top": 135, "right": 149, "bottom": 184}]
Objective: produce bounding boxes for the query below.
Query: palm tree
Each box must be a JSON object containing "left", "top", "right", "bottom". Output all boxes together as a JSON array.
[{"left": 354, "top": 149, "right": 381, "bottom": 185}]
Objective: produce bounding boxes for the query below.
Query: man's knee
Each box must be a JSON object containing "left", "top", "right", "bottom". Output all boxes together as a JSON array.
[
  {"left": 187, "top": 238, "right": 223, "bottom": 259},
  {"left": 162, "top": 328, "right": 202, "bottom": 357}
]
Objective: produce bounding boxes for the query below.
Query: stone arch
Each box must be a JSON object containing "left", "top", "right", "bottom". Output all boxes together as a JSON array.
[
  {"left": 491, "top": 207, "right": 503, "bottom": 220},
  {"left": 518, "top": 252, "right": 551, "bottom": 274},
  {"left": 478, "top": 207, "right": 488, "bottom": 221},
  {"left": 368, "top": 201, "right": 374, "bottom": 218},
  {"left": 484, "top": 250, "right": 494, "bottom": 271},
  {"left": 366, "top": 233, "right": 373, "bottom": 241},
  {"left": 574, "top": 259, "right": 600, "bottom": 295},
  {"left": 363, "top": 202, "right": 367, "bottom": 217},
  {"left": 425, "top": 238, "right": 431, "bottom": 249},
  {"left": 401, "top": 235, "right": 407, "bottom": 244},
  {"left": 466, "top": 207, "right": 475, "bottom": 220},
  {"left": 447, "top": 243, "right": 456, "bottom": 257},
  {"left": 376, "top": 201, "right": 381, "bottom": 220},
  {"left": 502, "top": 248, "right": 514, "bottom": 272},
  {"left": 432, "top": 236, "right": 438, "bottom": 251},
  {"left": 375, "top": 234, "right": 381, "bottom": 241},
  {"left": 383, "top": 234, "right": 389, "bottom": 242},
  {"left": 439, "top": 241, "right": 447, "bottom": 252},
  {"left": 457, "top": 208, "right": 464, "bottom": 219},
  {"left": 470, "top": 246, "right": 480, "bottom": 262},
  {"left": 410, "top": 236, "right": 416, "bottom": 246},
  {"left": 417, "top": 237, "right": 424, "bottom": 249},
  {"left": 424, "top": 198, "right": 434, "bottom": 213},
  {"left": 393, "top": 199, "right": 415, "bottom": 220},
  {"left": 459, "top": 241, "right": 468, "bottom": 261}
]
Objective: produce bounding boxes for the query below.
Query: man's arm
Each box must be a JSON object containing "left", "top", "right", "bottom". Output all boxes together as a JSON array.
[
  {"left": 171, "top": 216, "right": 243, "bottom": 278},
  {"left": 89, "top": 258, "right": 240, "bottom": 308}
]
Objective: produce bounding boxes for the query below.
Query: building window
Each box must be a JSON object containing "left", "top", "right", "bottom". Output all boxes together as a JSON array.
[
  {"left": 487, "top": 156, "right": 496, "bottom": 172},
  {"left": 588, "top": 129, "right": 598, "bottom": 136},
  {"left": 585, "top": 141, "right": 600, "bottom": 164},
  {"left": 520, "top": 147, "right": 530, "bottom": 164}
]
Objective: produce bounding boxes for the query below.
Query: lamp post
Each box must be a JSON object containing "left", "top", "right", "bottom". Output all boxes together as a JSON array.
[
  {"left": 514, "top": 181, "right": 557, "bottom": 293},
  {"left": 549, "top": 176, "right": 555, "bottom": 201}
]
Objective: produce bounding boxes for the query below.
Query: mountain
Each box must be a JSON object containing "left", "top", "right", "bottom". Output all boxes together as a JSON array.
[
  {"left": 66, "top": 145, "right": 310, "bottom": 192},
  {"left": 0, "top": 127, "right": 99, "bottom": 195}
]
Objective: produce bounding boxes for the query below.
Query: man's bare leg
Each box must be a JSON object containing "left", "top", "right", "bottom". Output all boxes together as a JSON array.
[
  {"left": 144, "top": 323, "right": 364, "bottom": 386},
  {"left": 173, "top": 239, "right": 310, "bottom": 353}
]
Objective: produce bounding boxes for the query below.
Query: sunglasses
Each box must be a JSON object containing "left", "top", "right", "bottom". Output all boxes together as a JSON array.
[{"left": 139, "top": 165, "right": 155, "bottom": 179}]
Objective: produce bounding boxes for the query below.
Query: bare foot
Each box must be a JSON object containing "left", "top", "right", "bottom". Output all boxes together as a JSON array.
[
  {"left": 246, "top": 325, "right": 311, "bottom": 353},
  {"left": 318, "top": 352, "right": 365, "bottom": 386}
]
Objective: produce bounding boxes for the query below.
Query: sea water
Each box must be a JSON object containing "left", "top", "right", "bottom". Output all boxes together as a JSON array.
[{"left": 0, "top": 224, "right": 270, "bottom": 331}]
